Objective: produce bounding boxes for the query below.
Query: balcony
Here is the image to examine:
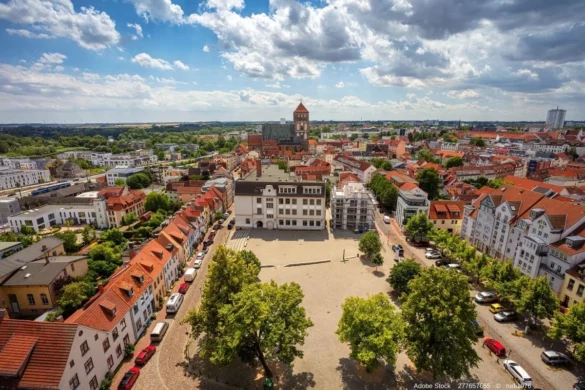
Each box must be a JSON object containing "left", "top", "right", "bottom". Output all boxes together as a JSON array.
[{"left": 539, "top": 263, "right": 564, "bottom": 278}]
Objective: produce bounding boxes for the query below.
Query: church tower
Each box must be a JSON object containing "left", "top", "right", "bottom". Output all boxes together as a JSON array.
[{"left": 293, "top": 102, "right": 309, "bottom": 140}]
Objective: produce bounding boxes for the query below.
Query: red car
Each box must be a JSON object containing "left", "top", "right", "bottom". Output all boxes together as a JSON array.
[
  {"left": 118, "top": 367, "right": 140, "bottom": 390},
  {"left": 483, "top": 337, "right": 506, "bottom": 357},
  {"left": 178, "top": 282, "right": 190, "bottom": 294},
  {"left": 134, "top": 345, "right": 156, "bottom": 366}
]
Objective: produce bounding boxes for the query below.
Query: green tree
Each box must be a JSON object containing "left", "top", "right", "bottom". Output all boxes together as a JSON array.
[
  {"left": 371, "top": 158, "right": 392, "bottom": 171},
  {"left": 114, "top": 178, "right": 126, "bottom": 187},
  {"left": 416, "top": 168, "right": 443, "bottom": 200},
  {"left": 20, "top": 225, "right": 36, "bottom": 235},
  {"left": 359, "top": 232, "right": 381, "bottom": 258},
  {"left": 0, "top": 140, "right": 10, "bottom": 154},
  {"left": 121, "top": 213, "right": 138, "bottom": 226},
  {"left": 417, "top": 149, "right": 440, "bottom": 164},
  {"left": 404, "top": 213, "right": 433, "bottom": 242},
  {"left": 337, "top": 294, "right": 405, "bottom": 372},
  {"left": 516, "top": 276, "right": 559, "bottom": 325},
  {"left": 144, "top": 192, "right": 171, "bottom": 213},
  {"left": 548, "top": 302, "right": 585, "bottom": 361},
  {"left": 370, "top": 252, "right": 384, "bottom": 270},
  {"left": 470, "top": 137, "right": 486, "bottom": 147},
  {"left": 126, "top": 173, "right": 152, "bottom": 189},
  {"left": 148, "top": 211, "right": 166, "bottom": 228},
  {"left": 89, "top": 242, "right": 123, "bottom": 265},
  {"left": 54, "top": 231, "right": 79, "bottom": 253},
  {"left": 402, "top": 267, "right": 480, "bottom": 380},
  {"left": 182, "top": 246, "right": 261, "bottom": 347},
  {"left": 100, "top": 228, "right": 125, "bottom": 246},
  {"left": 239, "top": 250, "right": 261, "bottom": 270},
  {"left": 82, "top": 226, "right": 96, "bottom": 245},
  {"left": 387, "top": 259, "right": 421, "bottom": 295},
  {"left": 59, "top": 281, "right": 94, "bottom": 316},
  {"left": 208, "top": 281, "right": 313, "bottom": 378},
  {"left": 444, "top": 157, "right": 463, "bottom": 168},
  {"left": 369, "top": 175, "right": 399, "bottom": 212}
]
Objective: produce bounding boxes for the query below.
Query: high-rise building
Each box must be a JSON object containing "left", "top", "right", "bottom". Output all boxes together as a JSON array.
[{"left": 546, "top": 107, "right": 566, "bottom": 129}]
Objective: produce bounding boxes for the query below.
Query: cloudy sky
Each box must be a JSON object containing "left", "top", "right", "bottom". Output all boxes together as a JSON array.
[{"left": 0, "top": 0, "right": 583, "bottom": 123}]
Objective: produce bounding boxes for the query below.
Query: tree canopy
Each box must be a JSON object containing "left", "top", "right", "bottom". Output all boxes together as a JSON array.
[
  {"left": 114, "top": 178, "right": 126, "bottom": 187},
  {"left": 337, "top": 294, "right": 405, "bottom": 372},
  {"left": 549, "top": 302, "right": 585, "bottom": 362},
  {"left": 404, "top": 213, "right": 433, "bottom": 242},
  {"left": 126, "top": 173, "right": 152, "bottom": 189},
  {"left": 402, "top": 267, "right": 480, "bottom": 379},
  {"left": 387, "top": 259, "right": 421, "bottom": 295},
  {"left": 469, "top": 137, "right": 486, "bottom": 147},
  {"left": 59, "top": 281, "right": 94, "bottom": 316},
  {"left": 515, "top": 276, "right": 559, "bottom": 325},
  {"left": 53, "top": 231, "right": 79, "bottom": 253},
  {"left": 100, "top": 228, "right": 125, "bottom": 246},
  {"left": 371, "top": 158, "right": 393, "bottom": 171},
  {"left": 359, "top": 232, "right": 382, "bottom": 258},
  {"left": 145, "top": 192, "right": 172, "bottom": 213},
  {"left": 369, "top": 174, "right": 399, "bottom": 212},
  {"left": 416, "top": 168, "right": 443, "bottom": 200},
  {"left": 444, "top": 156, "right": 463, "bottom": 168}
]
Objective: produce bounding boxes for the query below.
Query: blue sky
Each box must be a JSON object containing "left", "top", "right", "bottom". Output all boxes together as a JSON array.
[{"left": 0, "top": 0, "right": 583, "bottom": 123}]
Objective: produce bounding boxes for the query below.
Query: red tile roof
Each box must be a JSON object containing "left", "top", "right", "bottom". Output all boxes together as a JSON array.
[
  {"left": 0, "top": 334, "right": 38, "bottom": 377},
  {"left": 503, "top": 176, "right": 565, "bottom": 194},
  {"left": 0, "top": 318, "right": 77, "bottom": 389},
  {"left": 294, "top": 102, "right": 309, "bottom": 113},
  {"left": 429, "top": 201, "right": 464, "bottom": 220}
]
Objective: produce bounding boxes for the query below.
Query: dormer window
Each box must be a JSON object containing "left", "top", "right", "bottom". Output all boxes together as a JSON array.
[
  {"left": 567, "top": 239, "right": 574, "bottom": 248},
  {"left": 132, "top": 274, "right": 145, "bottom": 285}
]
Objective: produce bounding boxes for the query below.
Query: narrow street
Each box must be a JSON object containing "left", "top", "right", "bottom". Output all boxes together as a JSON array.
[
  {"left": 111, "top": 214, "right": 234, "bottom": 390},
  {"left": 375, "top": 209, "right": 582, "bottom": 390}
]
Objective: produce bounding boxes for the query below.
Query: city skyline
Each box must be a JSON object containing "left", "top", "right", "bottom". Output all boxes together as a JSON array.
[{"left": 0, "top": 0, "right": 583, "bottom": 123}]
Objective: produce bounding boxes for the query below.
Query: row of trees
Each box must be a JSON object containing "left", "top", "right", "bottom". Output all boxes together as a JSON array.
[
  {"left": 338, "top": 266, "right": 480, "bottom": 379},
  {"left": 368, "top": 174, "right": 398, "bottom": 212}
]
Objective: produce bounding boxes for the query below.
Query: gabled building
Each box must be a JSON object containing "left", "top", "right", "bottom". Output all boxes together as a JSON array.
[
  {"left": 395, "top": 186, "right": 430, "bottom": 230},
  {"left": 333, "top": 155, "right": 377, "bottom": 183},
  {"left": 428, "top": 201, "right": 465, "bottom": 235},
  {"left": 94, "top": 187, "right": 146, "bottom": 229}
]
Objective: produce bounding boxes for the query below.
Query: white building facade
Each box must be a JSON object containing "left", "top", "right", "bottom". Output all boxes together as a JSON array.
[
  {"left": 0, "top": 169, "right": 51, "bottom": 190},
  {"left": 331, "top": 182, "right": 376, "bottom": 230},
  {"left": 395, "top": 187, "right": 429, "bottom": 230}
]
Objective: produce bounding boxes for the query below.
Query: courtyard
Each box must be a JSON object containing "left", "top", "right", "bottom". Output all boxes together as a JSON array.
[{"left": 216, "top": 227, "right": 517, "bottom": 389}]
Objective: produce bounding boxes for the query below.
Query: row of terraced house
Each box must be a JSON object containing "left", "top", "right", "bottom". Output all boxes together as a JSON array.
[{"left": 0, "top": 184, "right": 229, "bottom": 389}]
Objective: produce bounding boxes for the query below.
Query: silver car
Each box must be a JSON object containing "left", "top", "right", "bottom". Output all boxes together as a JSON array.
[
  {"left": 475, "top": 291, "right": 497, "bottom": 303},
  {"left": 541, "top": 350, "right": 569, "bottom": 365}
]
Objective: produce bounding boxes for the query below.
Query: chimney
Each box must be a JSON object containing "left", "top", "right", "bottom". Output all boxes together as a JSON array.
[
  {"left": 45, "top": 257, "right": 50, "bottom": 265},
  {"left": 129, "top": 243, "right": 136, "bottom": 260},
  {"left": 0, "top": 308, "right": 9, "bottom": 320},
  {"left": 41, "top": 245, "right": 47, "bottom": 252},
  {"left": 97, "top": 284, "right": 105, "bottom": 293},
  {"left": 256, "top": 159, "right": 262, "bottom": 177}
]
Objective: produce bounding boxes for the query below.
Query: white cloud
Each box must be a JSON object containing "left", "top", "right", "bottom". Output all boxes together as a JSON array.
[
  {"left": 132, "top": 53, "right": 173, "bottom": 70},
  {"left": 266, "top": 82, "right": 290, "bottom": 89},
  {"left": 335, "top": 81, "right": 357, "bottom": 88},
  {"left": 173, "top": 60, "right": 189, "bottom": 71},
  {"left": 203, "top": 45, "right": 210, "bottom": 53},
  {"left": 335, "top": 81, "right": 345, "bottom": 88},
  {"left": 226, "top": 75, "right": 232, "bottom": 81},
  {"left": 446, "top": 89, "right": 481, "bottom": 99},
  {"left": 38, "top": 53, "right": 67, "bottom": 65},
  {"left": 0, "top": 0, "right": 120, "bottom": 50},
  {"left": 6, "top": 28, "right": 51, "bottom": 39},
  {"left": 118, "top": 56, "right": 125, "bottom": 61},
  {"left": 127, "top": 23, "right": 143, "bottom": 39},
  {"left": 129, "top": 0, "right": 184, "bottom": 23},
  {"left": 318, "top": 85, "right": 326, "bottom": 89}
]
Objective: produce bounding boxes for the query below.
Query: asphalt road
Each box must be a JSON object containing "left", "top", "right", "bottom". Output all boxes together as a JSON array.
[{"left": 376, "top": 209, "right": 582, "bottom": 390}]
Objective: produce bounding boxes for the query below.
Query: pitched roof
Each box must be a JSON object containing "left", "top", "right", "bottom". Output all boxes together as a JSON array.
[
  {"left": 3, "top": 256, "right": 87, "bottom": 287},
  {"left": 429, "top": 201, "right": 464, "bottom": 220},
  {"left": 502, "top": 176, "right": 564, "bottom": 194},
  {"left": 0, "top": 318, "right": 77, "bottom": 389},
  {"left": 294, "top": 102, "right": 309, "bottom": 113},
  {"left": 0, "top": 237, "right": 65, "bottom": 280},
  {"left": 105, "top": 263, "right": 154, "bottom": 307},
  {"left": 65, "top": 287, "right": 131, "bottom": 332}
]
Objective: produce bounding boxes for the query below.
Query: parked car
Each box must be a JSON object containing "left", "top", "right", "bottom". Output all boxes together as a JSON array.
[
  {"left": 471, "top": 320, "right": 484, "bottom": 336},
  {"left": 196, "top": 252, "right": 205, "bottom": 261},
  {"left": 118, "top": 367, "right": 140, "bottom": 390},
  {"left": 425, "top": 251, "right": 441, "bottom": 259},
  {"left": 383, "top": 215, "right": 391, "bottom": 224},
  {"left": 541, "top": 350, "right": 570, "bottom": 365},
  {"left": 223, "top": 212, "right": 230, "bottom": 219},
  {"left": 503, "top": 360, "right": 533, "bottom": 388},
  {"left": 228, "top": 220, "right": 235, "bottom": 229},
  {"left": 134, "top": 346, "right": 156, "bottom": 366},
  {"left": 435, "top": 259, "right": 449, "bottom": 267},
  {"left": 447, "top": 263, "right": 461, "bottom": 270},
  {"left": 483, "top": 338, "right": 506, "bottom": 357},
  {"left": 166, "top": 293, "right": 184, "bottom": 314},
  {"left": 412, "top": 241, "right": 430, "bottom": 247},
  {"left": 489, "top": 303, "right": 506, "bottom": 313},
  {"left": 194, "top": 259, "right": 203, "bottom": 269},
  {"left": 150, "top": 321, "right": 169, "bottom": 342},
  {"left": 184, "top": 268, "right": 197, "bottom": 282},
  {"left": 226, "top": 210, "right": 232, "bottom": 215},
  {"left": 203, "top": 239, "right": 213, "bottom": 249},
  {"left": 178, "top": 282, "right": 190, "bottom": 294},
  {"left": 494, "top": 311, "right": 518, "bottom": 322},
  {"left": 475, "top": 291, "right": 498, "bottom": 304},
  {"left": 425, "top": 247, "right": 435, "bottom": 253}
]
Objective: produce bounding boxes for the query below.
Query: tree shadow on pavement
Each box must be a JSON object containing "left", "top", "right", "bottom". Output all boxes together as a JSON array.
[
  {"left": 372, "top": 270, "right": 386, "bottom": 278},
  {"left": 274, "top": 363, "right": 317, "bottom": 389}
]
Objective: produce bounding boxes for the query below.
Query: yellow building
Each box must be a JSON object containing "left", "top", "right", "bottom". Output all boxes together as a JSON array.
[
  {"left": 560, "top": 264, "right": 585, "bottom": 309},
  {"left": 428, "top": 200, "right": 465, "bottom": 235},
  {"left": 0, "top": 256, "right": 88, "bottom": 316}
]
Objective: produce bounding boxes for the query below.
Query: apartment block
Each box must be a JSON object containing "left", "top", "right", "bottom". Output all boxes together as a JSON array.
[
  {"left": 105, "top": 167, "right": 144, "bottom": 187},
  {"left": 0, "top": 169, "right": 51, "bottom": 190},
  {"left": 8, "top": 204, "right": 97, "bottom": 233},
  {"left": 395, "top": 186, "right": 429, "bottom": 230},
  {"left": 331, "top": 181, "right": 376, "bottom": 230}
]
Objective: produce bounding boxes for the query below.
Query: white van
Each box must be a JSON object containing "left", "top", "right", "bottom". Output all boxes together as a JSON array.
[
  {"left": 150, "top": 321, "right": 169, "bottom": 342},
  {"left": 166, "top": 293, "right": 184, "bottom": 314},
  {"left": 383, "top": 215, "right": 391, "bottom": 224},
  {"left": 184, "top": 268, "right": 197, "bottom": 282},
  {"left": 504, "top": 360, "right": 533, "bottom": 388}
]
